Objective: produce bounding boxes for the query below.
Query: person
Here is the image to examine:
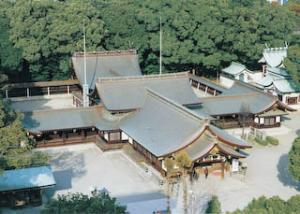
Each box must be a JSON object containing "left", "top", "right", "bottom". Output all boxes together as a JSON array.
[{"left": 204, "top": 167, "right": 208, "bottom": 179}]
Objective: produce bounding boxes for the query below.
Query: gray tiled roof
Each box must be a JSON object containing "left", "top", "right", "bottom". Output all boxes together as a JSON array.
[
  {"left": 72, "top": 50, "right": 142, "bottom": 89},
  {"left": 23, "top": 106, "right": 123, "bottom": 133},
  {"left": 189, "top": 74, "right": 226, "bottom": 93},
  {"left": 196, "top": 93, "right": 275, "bottom": 116},
  {"left": 120, "top": 90, "right": 207, "bottom": 157},
  {"left": 208, "top": 125, "right": 252, "bottom": 148},
  {"left": 96, "top": 72, "right": 200, "bottom": 111},
  {"left": 120, "top": 89, "right": 251, "bottom": 157}
]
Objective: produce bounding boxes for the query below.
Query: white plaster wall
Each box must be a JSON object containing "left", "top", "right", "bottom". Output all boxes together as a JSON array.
[{"left": 220, "top": 75, "right": 234, "bottom": 88}]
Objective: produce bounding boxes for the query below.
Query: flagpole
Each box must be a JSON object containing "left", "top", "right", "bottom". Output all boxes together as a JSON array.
[{"left": 159, "top": 16, "right": 162, "bottom": 75}]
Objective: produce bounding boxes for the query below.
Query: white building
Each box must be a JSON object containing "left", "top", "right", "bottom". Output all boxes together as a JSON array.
[{"left": 220, "top": 62, "right": 262, "bottom": 88}]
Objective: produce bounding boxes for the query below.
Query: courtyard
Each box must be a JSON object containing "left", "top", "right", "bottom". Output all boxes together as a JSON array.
[{"left": 172, "top": 111, "right": 300, "bottom": 213}]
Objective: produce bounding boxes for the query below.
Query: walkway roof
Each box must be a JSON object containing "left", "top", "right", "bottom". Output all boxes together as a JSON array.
[
  {"left": 0, "top": 166, "right": 55, "bottom": 192},
  {"left": 23, "top": 106, "right": 125, "bottom": 133}
]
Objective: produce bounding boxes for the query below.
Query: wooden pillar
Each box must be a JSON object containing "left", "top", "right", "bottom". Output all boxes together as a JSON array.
[
  {"left": 197, "top": 82, "right": 200, "bottom": 89},
  {"left": 47, "top": 87, "right": 50, "bottom": 96},
  {"left": 205, "top": 86, "right": 208, "bottom": 94},
  {"left": 214, "top": 89, "right": 216, "bottom": 96},
  {"left": 67, "top": 85, "right": 70, "bottom": 94},
  {"left": 221, "top": 162, "right": 225, "bottom": 179},
  {"left": 119, "top": 131, "right": 122, "bottom": 143},
  {"left": 5, "top": 90, "right": 8, "bottom": 99},
  {"left": 108, "top": 132, "right": 111, "bottom": 144}
]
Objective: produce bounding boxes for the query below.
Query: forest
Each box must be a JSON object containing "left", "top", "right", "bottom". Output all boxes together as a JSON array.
[{"left": 0, "top": 0, "right": 299, "bottom": 84}]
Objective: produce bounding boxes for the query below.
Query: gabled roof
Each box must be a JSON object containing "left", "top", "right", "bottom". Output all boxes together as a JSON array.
[
  {"left": 274, "top": 79, "right": 300, "bottom": 93},
  {"left": 0, "top": 166, "right": 55, "bottom": 192},
  {"left": 23, "top": 105, "right": 124, "bottom": 133},
  {"left": 267, "top": 66, "right": 290, "bottom": 77},
  {"left": 255, "top": 74, "right": 274, "bottom": 88},
  {"left": 195, "top": 81, "right": 277, "bottom": 116},
  {"left": 72, "top": 50, "right": 142, "bottom": 89},
  {"left": 195, "top": 93, "right": 275, "bottom": 116},
  {"left": 120, "top": 89, "right": 250, "bottom": 158},
  {"left": 259, "top": 47, "right": 287, "bottom": 67},
  {"left": 96, "top": 72, "right": 200, "bottom": 111},
  {"left": 120, "top": 89, "right": 207, "bottom": 157},
  {"left": 222, "top": 62, "right": 246, "bottom": 76}
]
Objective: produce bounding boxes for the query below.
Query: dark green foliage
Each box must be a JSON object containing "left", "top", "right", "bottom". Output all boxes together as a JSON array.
[
  {"left": 41, "top": 192, "right": 127, "bottom": 214},
  {"left": 229, "top": 195, "right": 300, "bottom": 214},
  {"left": 288, "top": 137, "right": 300, "bottom": 181},
  {"left": 285, "top": 45, "right": 300, "bottom": 83},
  {"left": 8, "top": 0, "right": 107, "bottom": 81},
  {"left": 0, "top": 99, "right": 48, "bottom": 172},
  {"left": 0, "top": 0, "right": 298, "bottom": 80},
  {"left": 206, "top": 195, "right": 221, "bottom": 214}
]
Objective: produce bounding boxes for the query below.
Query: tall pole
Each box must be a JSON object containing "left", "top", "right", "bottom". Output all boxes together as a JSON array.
[
  {"left": 83, "top": 26, "right": 87, "bottom": 87},
  {"left": 159, "top": 16, "right": 162, "bottom": 75},
  {"left": 82, "top": 26, "right": 89, "bottom": 107}
]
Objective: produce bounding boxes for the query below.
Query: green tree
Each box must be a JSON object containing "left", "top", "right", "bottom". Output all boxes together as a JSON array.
[
  {"left": 0, "top": 99, "right": 48, "bottom": 172},
  {"left": 284, "top": 45, "right": 300, "bottom": 83},
  {"left": 41, "top": 191, "right": 127, "bottom": 214},
  {"left": 229, "top": 196, "right": 297, "bottom": 214},
  {"left": 8, "top": 0, "right": 107, "bottom": 81},
  {"left": 206, "top": 195, "right": 221, "bottom": 214},
  {"left": 288, "top": 137, "right": 300, "bottom": 181}
]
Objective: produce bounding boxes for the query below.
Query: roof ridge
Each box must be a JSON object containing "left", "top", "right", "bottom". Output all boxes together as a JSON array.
[
  {"left": 146, "top": 88, "right": 206, "bottom": 123},
  {"left": 27, "top": 105, "right": 103, "bottom": 114},
  {"left": 96, "top": 72, "right": 190, "bottom": 84},
  {"left": 73, "top": 49, "right": 137, "bottom": 57},
  {"left": 200, "top": 92, "right": 260, "bottom": 101}
]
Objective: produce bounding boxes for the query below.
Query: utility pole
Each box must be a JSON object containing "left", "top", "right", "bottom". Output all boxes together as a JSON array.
[{"left": 82, "top": 26, "right": 89, "bottom": 107}]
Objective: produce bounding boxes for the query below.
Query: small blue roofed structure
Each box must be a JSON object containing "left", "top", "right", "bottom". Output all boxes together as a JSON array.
[{"left": 0, "top": 166, "right": 56, "bottom": 192}]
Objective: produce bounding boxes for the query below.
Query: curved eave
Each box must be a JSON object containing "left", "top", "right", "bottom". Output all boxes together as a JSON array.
[
  {"left": 217, "top": 143, "right": 247, "bottom": 158},
  {"left": 208, "top": 127, "right": 252, "bottom": 149}
]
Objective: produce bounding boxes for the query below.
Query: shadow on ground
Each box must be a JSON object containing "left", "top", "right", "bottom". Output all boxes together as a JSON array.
[
  {"left": 277, "top": 154, "right": 300, "bottom": 191},
  {"left": 49, "top": 151, "right": 86, "bottom": 192}
]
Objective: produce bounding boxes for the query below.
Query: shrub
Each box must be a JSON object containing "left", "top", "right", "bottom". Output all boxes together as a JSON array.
[
  {"left": 288, "top": 137, "right": 300, "bottom": 181},
  {"left": 266, "top": 136, "right": 279, "bottom": 146},
  {"left": 206, "top": 195, "right": 221, "bottom": 214},
  {"left": 255, "top": 137, "right": 268, "bottom": 146}
]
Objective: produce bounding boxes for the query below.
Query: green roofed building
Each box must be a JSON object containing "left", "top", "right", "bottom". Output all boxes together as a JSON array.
[{"left": 0, "top": 166, "right": 55, "bottom": 208}]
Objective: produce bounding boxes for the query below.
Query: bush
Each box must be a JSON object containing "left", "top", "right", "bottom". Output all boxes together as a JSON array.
[
  {"left": 266, "top": 136, "right": 279, "bottom": 146},
  {"left": 255, "top": 137, "right": 268, "bottom": 146},
  {"left": 254, "top": 136, "right": 279, "bottom": 146},
  {"left": 288, "top": 137, "right": 300, "bottom": 181},
  {"left": 206, "top": 195, "right": 221, "bottom": 214}
]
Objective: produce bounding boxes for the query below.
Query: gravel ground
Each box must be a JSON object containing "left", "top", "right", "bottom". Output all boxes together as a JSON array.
[{"left": 182, "top": 112, "right": 300, "bottom": 213}]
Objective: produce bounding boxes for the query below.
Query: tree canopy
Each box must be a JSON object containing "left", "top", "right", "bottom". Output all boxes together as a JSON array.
[
  {"left": 0, "top": 0, "right": 297, "bottom": 81},
  {"left": 0, "top": 99, "right": 48, "bottom": 172},
  {"left": 229, "top": 195, "right": 300, "bottom": 214},
  {"left": 41, "top": 191, "right": 127, "bottom": 214},
  {"left": 288, "top": 137, "right": 300, "bottom": 181}
]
